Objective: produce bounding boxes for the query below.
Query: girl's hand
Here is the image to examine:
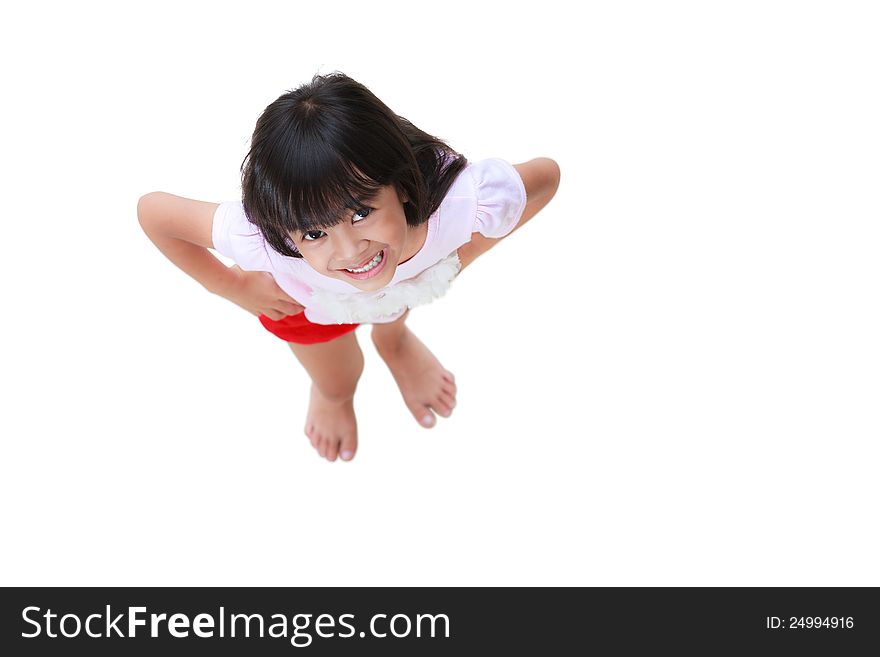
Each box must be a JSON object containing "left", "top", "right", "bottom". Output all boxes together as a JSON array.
[{"left": 224, "top": 265, "right": 305, "bottom": 320}]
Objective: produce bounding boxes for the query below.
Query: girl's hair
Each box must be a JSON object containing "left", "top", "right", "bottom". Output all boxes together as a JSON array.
[{"left": 240, "top": 71, "right": 468, "bottom": 258}]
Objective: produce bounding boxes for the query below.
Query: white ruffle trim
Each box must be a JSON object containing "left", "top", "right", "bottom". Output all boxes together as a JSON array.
[{"left": 309, "top": 252, "right": 462, "bottom": 324}]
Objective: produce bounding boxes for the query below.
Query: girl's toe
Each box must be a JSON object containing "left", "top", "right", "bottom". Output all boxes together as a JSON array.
[
  {"left": 439, "top": 392, "right": 456, "bottom": 414},
  {"left": 408, "top": 402, "right": 436, "bottom": 428},
  {"left": 339, "top": 435, "right": 357, "bottom": 462},
  {"left": 432, "top": 400, "right": 452, "bottom": 418},
  {"left": 326, "top": 439, "right": 340, "bottom": 462}
]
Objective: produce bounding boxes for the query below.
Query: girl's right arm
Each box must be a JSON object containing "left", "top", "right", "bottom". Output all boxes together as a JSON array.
[
  {"left": 137, "top": 191, "right": 235, "bottom": 295},
  {"left": 137, "top": 192, "right": 304, "bottom": 319}
]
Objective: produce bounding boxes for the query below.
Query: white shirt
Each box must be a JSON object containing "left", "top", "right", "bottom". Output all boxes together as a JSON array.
[{"left": 211, "top": 158, "right": 527, "bottom": 324}]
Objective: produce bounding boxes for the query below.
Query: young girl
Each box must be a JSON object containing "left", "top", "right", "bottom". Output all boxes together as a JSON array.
[{"left": 138, "top": 72, "right": 560, "bottom": 463}]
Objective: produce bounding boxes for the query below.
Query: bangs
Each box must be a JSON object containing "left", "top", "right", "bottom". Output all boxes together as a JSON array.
[
  {"left": 242, "top": 128, "right": 390, "bottom": 259},
  {"left": 273, "top": 145, "right": 386, "bottom": 234}
]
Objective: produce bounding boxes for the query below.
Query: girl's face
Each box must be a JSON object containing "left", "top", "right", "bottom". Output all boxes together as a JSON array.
[{"left": 289, "top": 185, "right": 423, "bottom": 292}]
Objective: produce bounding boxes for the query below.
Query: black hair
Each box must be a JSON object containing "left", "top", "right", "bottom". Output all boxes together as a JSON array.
[{"left": 240, "top": 71, "right": 468, "bottom": 258}]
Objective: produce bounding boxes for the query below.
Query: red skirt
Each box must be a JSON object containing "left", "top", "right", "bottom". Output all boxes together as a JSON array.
[{"left": 259, "top": 311, "right": 359, "bottom": 345}]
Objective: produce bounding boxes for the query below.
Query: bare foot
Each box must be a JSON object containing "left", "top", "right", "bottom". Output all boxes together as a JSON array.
[
  {"left": 304, "top": 385, "right": 358, "bottom": 462},
  {"left": 372, "top": 327, "right": 457, "bottom": 428}
]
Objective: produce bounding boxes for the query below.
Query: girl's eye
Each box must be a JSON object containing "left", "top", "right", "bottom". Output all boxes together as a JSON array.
[
  {"left": 302, "top": 230, "right": 326, "bottom": 241},
  {"left": 352, "top": 207, "right": 372, "bottom": 222}
]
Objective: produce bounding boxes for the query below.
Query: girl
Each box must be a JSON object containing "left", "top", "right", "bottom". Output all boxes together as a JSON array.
[{"left": 138, "top": 71, "right": 560, "bottom": 463}]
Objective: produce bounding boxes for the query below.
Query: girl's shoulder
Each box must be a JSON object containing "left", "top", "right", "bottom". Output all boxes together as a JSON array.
[
  {"left": 211, "top": 200, "right": 275, "bottom": 272},
  {"left": 438, "top": 157, "right": 528, "bottom": 241}
]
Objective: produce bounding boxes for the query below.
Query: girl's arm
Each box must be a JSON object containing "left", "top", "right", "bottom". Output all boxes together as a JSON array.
[
  {"left": 457, "top": 157, "right": 560, "bottom": 271},
  {"left": 137, "top": 191, "right": 239, "bottom": 296},
  {"left": 137, "top": 192, "right": 305, "bottom": 319}
]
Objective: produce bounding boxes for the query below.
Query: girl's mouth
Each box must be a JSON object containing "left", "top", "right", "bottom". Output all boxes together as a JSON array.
[{"left": 338, "top": 249, "right": 387, "bottom": 280}]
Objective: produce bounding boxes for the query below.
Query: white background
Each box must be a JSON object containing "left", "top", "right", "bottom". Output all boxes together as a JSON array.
[{"left": 1, "top": 0, "right": 877, "bottom": 586}]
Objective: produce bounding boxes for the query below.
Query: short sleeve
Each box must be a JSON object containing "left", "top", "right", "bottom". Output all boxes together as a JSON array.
[
  {"left": 211, "top": 200, "right": 272, "bottom": 271},
  {"left": 470, "top": 158, "right": 528, "bottom": 238}
]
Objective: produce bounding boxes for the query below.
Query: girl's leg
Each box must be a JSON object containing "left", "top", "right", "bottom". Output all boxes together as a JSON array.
[
  {"left": 371, "top": 160, "right": 558, "bottom": 428},
  {"left": 288, "top": 331, "right": 364, "bottom": 462},
  {"left": 371, "top": 311, "right": 457, "bottom": 429}
]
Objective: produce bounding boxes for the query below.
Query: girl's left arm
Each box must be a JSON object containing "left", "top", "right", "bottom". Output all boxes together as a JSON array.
[
  {"left": 457, "top": 157, "right": 561, "bottom": 271},
  {"left": 509, "top": 157, "right": 561, "bottom": 235}
]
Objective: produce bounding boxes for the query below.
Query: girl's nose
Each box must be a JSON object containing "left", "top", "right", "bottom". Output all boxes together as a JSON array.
[{"left": 332, "top": 229, "right": 370, "bottom": 263}]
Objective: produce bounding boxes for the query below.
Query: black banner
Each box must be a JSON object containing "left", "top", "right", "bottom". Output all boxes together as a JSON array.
[{"left": 1, "top": 587, "right": 877, "bottom": 654}]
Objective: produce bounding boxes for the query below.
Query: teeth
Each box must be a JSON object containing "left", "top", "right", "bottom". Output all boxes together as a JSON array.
[{"left": 346, "top": 251, "right": 382, "bottom": 273}]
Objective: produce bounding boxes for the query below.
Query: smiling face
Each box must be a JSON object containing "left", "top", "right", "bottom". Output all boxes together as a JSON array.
[{"left": 289, "top": 185, "right": 427, "bottom": 291}]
